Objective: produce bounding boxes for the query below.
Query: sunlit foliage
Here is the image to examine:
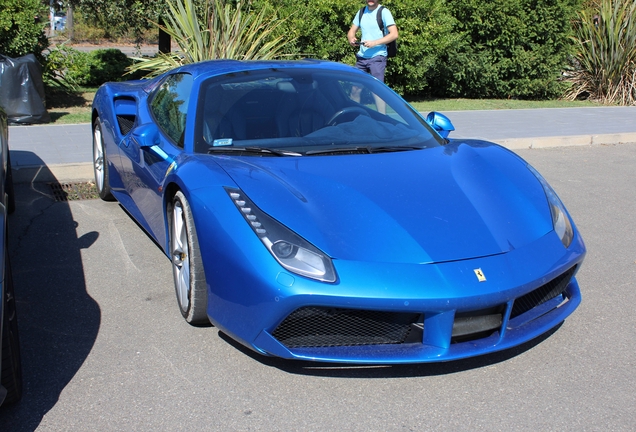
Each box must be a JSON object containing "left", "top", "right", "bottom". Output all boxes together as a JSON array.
[
  {"left": 566, "top": 0, "right": 636, "bottom": 105},
  {"left": 127, "top": 0, "right": 290, "bottom": 78}
]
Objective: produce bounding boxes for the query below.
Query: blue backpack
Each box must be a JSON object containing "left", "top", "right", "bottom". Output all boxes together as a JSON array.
[{"left": 357, "top": 6, "right": 397, "bottom": 58}]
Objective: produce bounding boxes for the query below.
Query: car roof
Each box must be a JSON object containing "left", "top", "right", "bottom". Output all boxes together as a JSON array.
[{"left": 172, "top": 59, "right": 364, "bottom": 80}]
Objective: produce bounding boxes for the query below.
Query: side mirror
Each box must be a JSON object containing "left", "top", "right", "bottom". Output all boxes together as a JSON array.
[
  {"left": 131, "top": 123, "right": 175, "bottom": 163},
  {"left": 425, "top": 111, "right": 455, "bottom": 139},
  {"left": 131, "top": 123, "right": 160, "bottom": 149}
]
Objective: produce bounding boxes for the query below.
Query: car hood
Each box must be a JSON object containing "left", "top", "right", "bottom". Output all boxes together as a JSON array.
[{"left": 212, "top": 141, "right": 553, "bottom": 264}]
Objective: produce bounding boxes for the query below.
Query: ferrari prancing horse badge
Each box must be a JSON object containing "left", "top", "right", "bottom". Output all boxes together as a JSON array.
[{"left": 474, "top": 268, "right": 486, "bottom": 282}]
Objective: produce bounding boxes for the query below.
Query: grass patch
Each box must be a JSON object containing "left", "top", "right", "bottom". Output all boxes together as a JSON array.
[
  {"left": 407, "top": 98, "right": 605, "bottom": 112},
  {"left": 46, "top": 88, "right": 96, "bottom": 124}
]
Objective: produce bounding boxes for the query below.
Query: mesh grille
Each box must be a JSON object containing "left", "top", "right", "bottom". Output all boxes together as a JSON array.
[
  {"left": 117, "top": 115, "right": 135, "bottom": 135},
  {"left": 272, "top": 307, "right": 421, "bottom": 348},
  {"left": 510, "top": 266, "right": 577, "bottom": 319}
]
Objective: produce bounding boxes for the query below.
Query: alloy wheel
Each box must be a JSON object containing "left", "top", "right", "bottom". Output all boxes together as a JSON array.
[
  {"left": 93, "top": 127, "right": 104, "bottom": 192},
  {"left": 171, "top": 200, "right": 191, "bottom": 312}
]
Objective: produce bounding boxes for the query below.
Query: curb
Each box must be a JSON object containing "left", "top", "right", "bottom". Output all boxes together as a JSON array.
[
  {"left": 12, "top": 163, "right": 94, "bottom": 184},
  {"left": 493, "top": 132, "right": 636, "bottom": 150}
]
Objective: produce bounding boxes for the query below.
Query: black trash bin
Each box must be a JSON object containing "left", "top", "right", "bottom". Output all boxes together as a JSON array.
[{"left": 0, "top": 54, "right": 50, "bottom": 124}]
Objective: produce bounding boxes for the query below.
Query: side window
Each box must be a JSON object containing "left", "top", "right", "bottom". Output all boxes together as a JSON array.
[{"left": 150, "top": 73, "right": 193, "bottom": 147}]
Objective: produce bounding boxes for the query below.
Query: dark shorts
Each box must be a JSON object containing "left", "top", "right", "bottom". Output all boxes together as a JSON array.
[{"left": 355, "top": 55, "right": 387, "bottom": 82}]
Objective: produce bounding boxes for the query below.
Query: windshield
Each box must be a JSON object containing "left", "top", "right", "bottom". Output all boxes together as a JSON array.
[{"left": 194, "top": 68, "right": 443, "bottom": 155}]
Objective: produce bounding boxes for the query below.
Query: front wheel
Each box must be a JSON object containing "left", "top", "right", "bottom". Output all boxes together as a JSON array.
[
  {"left": 169, "top": 191, "right": 209, "bottom": 325},
  {"left": 93, "top": 118, "right": 115, "bottom": 201}
]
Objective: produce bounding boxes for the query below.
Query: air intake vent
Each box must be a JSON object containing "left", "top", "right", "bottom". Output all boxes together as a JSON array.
[
  {"left": 114, "top": 96, "right": 137, "bottom": 135},
  {"left": 452, "top": 306, "right": 504, "bottom": 343},
  {"left": 272, "top": 307, "right": 422, "bottom": 348},
  {"left": 511, "top": 266, "right": 577, "bottom": 319},
  {"left": 117, "top": 115, "right": 135, "bottom": 135}
]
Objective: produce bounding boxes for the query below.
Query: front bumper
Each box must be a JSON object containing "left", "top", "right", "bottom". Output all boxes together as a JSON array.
[{"left": 204, "top": 226, "right": 585, "bottom": 364}]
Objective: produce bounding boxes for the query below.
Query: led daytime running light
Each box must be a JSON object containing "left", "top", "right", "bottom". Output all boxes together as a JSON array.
[{"left": 226, "top": 188, "right": 337, "bottom": 282}]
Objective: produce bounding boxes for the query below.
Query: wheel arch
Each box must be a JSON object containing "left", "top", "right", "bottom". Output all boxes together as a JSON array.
[
  {"left": 162, "top": 181, "right": 182, "bottom": 253},
  {"left": 91, "top": 108, "right": 100, "bottom": 128}
]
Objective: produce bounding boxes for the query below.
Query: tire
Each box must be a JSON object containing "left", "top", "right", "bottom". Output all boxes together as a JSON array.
[
  {"left": 169, "top": 191, "right": 209, "bottom": 325},
  {"left": 92, "top": 118, "right": 115, "bottom": 201},
  {"left": 1, "top": 255, "right": 22, "bottom": 405}
]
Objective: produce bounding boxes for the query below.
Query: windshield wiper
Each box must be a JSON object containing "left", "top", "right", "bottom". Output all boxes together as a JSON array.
[
  {"left": 305, "top": 147, "right": 371, "bottom": 156},
  {"left": 208, "top": 146, "right": 301, "bottom": 157},
  {"left": 369, "top": 146, "right": 424, "bottom": 153},
  {"left": 305, "top": 146, "right": 423, "bottom": 156}
]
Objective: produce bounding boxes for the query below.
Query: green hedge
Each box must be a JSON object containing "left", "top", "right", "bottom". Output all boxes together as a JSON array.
[
  {"left": 431, "top": 0, "right": 583, "bottom": 99},
  {"left": 260, "top": 0, "right": 581, "bottom": 99},
  {"left": 65, "top": 0, "right": 583, "bottom": 99}
]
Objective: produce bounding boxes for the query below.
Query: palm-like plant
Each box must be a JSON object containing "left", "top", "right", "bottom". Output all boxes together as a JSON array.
[
  {"left": 566, "top": 0, "right": 636, "bottom": 105},
  {"left": 128, "top": 0, "right": 290, "bottom": 78}
]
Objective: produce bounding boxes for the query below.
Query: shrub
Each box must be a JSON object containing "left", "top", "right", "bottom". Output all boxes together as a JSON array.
[
  {"left": 0, "top": 0, "right": 49, "bottom": 59},
  {"left": 566, "top": 0, "right": 636, "bottom": 105},
  {"left": 44, "top": 46, "right": 134, "bottom": 89},
  {"left": 69, "top": 10, "right": 108, "bottom": 42},
  {"left": 73, "top": 0, "right": 164, "bottom": 42},
  {"left": 379, "top": 0, "right": 460, "bottom": 96},
  {"left": 69, "top": 7, "right": 158, "bottom": 44},
  {"left": 87, "top": 49, "right": 135, "bottom": 84},
  {"left": 430, "top": 0, "right": 583, "bottom": 99},
  {"left": 128, "top": 0, "right": 290, "bottom": 78},
  {"left": 43, "top": 45, "right": 91, "bottom": 90}
]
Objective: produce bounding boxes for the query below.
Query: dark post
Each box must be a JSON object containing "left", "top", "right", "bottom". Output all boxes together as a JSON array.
[{"left": 158, "top": 18, "right": 171, "bottom": 54}]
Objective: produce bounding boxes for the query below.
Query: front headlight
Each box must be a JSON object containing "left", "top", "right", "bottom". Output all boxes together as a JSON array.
[
  {"left": 226, "top": 188, "right": 337, "bottom": 283},
  {"left": 527, "top": 164, "right": 574, "bottom": 248}
]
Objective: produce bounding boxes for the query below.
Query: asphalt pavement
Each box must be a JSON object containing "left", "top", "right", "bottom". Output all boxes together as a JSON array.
[
  {"left": 2, "top": 142, "right": 635, "bottom": 430},
  {"left": 8, "top": 106, "right": 636, "bottom": 183}
]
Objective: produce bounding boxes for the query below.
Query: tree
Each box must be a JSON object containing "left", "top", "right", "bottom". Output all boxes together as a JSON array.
[{"left": 0, "top": 0, "right": 49, "bottom": 59}]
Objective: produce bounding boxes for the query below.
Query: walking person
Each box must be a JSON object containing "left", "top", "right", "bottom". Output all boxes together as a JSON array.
[{"left": 347, "top": 0, "right": 398, "bottom": 83}]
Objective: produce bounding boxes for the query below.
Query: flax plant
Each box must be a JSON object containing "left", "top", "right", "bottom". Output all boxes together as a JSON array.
[
  {"left": 128, "top": 0, "right": 290, "bottom": 78},
  {"left": 566, "top": 0, "right": 636, "bottom": 105}
]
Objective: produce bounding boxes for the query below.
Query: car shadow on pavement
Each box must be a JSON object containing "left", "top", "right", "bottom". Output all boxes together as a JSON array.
[
  {"left": 218, "top": 321, "right": 563, "bottom": 378},
  {"left": 0, "top": 159, "right": 100, "bottom": 430}
]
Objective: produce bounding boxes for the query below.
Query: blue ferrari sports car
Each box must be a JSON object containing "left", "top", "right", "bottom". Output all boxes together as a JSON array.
[{"left": 91, "top": 59, "right": 585, "bottom": 364}]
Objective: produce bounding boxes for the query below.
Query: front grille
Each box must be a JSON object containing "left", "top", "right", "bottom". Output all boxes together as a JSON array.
[
  {"left": 272, "top": 307, "right": 422, "bottom": 348},
  {"left": 510, "top": 266, "right": 577, "bottom": 319}
]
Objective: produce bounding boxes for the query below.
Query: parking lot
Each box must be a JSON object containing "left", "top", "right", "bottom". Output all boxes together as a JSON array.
[{"left": 1, "top": 142, "right": 635, "bottom": 431}]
